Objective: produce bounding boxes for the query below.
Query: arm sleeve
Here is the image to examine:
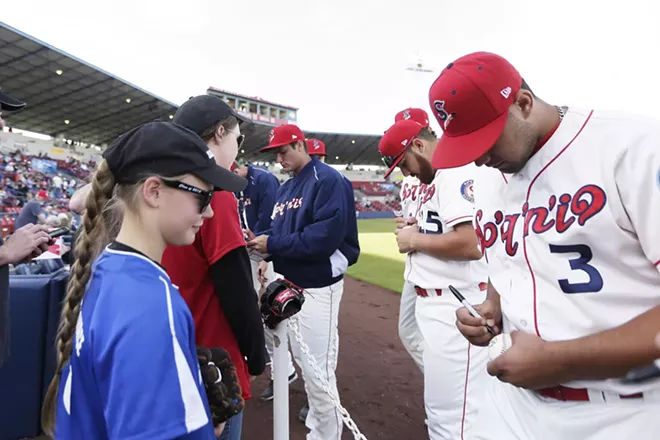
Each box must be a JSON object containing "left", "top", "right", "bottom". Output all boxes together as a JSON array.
[
  {"left": 266, "top": 176, "right": 348, "bottom": 259},
  {"left": 208, "top": 247, "right": 267, "bottom": 376},
  {"left": 31, "top": 202, "right": 42, "bottom": 217},
  {"left": 96, "top": 279, "right": 213, "bottom": 440},
  {"left": 436, "top": 166, "right": 477, "bottom": 228},
  {"left": 614, "top": 131, "right": 660, "bottom": 271},
  {"left": 254, "top": 176, "right": 278, "bottom": 234}
]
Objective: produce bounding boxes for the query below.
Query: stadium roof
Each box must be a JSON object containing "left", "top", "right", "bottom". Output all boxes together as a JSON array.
[
  {"left": 0, "top": 21, "right": 386, "bottom": 165},
  {"left": 0, "top": 21, "right": 177, "bottom": 146}
]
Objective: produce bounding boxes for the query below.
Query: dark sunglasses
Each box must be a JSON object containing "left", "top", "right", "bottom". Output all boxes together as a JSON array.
[{"left": 161, "top": 179, "right": 213, "bottom": 213}]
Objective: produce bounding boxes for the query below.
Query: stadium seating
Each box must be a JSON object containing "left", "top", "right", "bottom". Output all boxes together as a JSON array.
[{"left": 0, "top": 269, "right": 68, "bottom": 440}]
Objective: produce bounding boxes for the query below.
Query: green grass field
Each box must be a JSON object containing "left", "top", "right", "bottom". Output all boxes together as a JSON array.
[{"left": 346, "top": 218, "right": 405, "bottom": 293}]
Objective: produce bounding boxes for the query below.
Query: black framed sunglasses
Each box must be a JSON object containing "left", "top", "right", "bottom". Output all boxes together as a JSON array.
[{"left": 161, "top": 179, "right": 213, "bottom": 213}]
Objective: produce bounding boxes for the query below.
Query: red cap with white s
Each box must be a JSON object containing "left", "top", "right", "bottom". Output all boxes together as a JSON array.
[
  {"left": 260, "top": 124, "right": 305, "bottom": 152},
  {"left": 378, "top": 119, "right": 425, "bottom": 178},
  {"left": 394, "top": 108, "right": 430, "bottom": 127},
  {"left": 428, "top": 51, "right": 522, "bottom": 169},
  {"left": 306, "top": 138, "right": 326, "bottom": 156}
]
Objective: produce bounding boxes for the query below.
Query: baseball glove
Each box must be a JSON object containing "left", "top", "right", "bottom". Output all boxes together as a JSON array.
[
  {"left": 260, "top": 278, "right": 306, "bottom": 329},
  {"left": 196, "top": 346, "right": 244, "bottom": 425}
]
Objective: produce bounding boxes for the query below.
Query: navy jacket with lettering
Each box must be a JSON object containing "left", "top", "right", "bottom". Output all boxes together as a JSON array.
[
  {"left": 237, "top": 165, "right": 280, "bottom": 233},
  {"left": 260, "top": 158, "right": 360, "bottom": 288}
]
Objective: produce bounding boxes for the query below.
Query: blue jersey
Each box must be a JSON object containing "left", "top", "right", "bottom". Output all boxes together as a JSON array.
[
  {"left": 262, "top": 158, "right": 359, "bottom": 288},
  {"left": 55, "top": 244, "right": 215, "bottom": 440},
  {"left": 236, "top": 165, "right": 280, "bottom": 233}
]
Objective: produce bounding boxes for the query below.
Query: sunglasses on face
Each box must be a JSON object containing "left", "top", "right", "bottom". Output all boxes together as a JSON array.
[{"left": 161, "top": 179, "right": 213, "bottom": 213}]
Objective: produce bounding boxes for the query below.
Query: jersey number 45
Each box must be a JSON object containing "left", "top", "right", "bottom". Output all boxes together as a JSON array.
[{"left": 420, "top": 210, "right": 443, "bottom": 234}]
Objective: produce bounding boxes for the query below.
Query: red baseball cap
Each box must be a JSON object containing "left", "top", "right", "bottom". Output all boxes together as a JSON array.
[
  {"left": 260, "top": 124, "right": 305, "bottom": 152},
  {"left": 428, "top": 52, "right": 522, "bottom": 169},
  {"left": 378, "top": 119, "right": 424, "bottom": 178},
  {"left": 37, "top": 190, "right": 49, "bottom": 199},
  {"left": 395, "top": 108, "right": 430, "bottom": 127},
  {"left": 306, "top": 138, "right": 326, "bottom": 156}
]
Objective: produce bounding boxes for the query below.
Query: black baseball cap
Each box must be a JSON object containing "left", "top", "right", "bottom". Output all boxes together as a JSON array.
[
  {"left": 173, "top": 95, "right": 249, "bottom": 136},
  {"left": 103, "top": 122, "right": 247, "bottom": 192},
  {"left": 0, "top": 88, "right": 26, "bottom": 111}
]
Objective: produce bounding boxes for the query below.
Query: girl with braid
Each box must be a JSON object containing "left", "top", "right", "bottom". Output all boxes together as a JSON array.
[{"left": 40, "top": 122, "right": 247, "bottom": 440}]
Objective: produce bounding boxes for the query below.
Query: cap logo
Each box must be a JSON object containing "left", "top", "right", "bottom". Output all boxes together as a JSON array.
[
  {"left": 313, "top": 140, "right": 320, "bottom": 150},
  {"left": 292, "top": 135, "right": 298, "bottom": 140},
  {"left": 443, "top": 113, "right": 453, "bottom": 130},
  {"left": 269, "top": 129, "right": 275, "bottom": 142},
  {"left": 403, "top": 109, "right": 411, "bottom": 119},
  {"left": 500, "top": 87, "right": 512, "bottom": 99},
  {"left": 433, "top": 100, "right": 450, "bottom": 123}
]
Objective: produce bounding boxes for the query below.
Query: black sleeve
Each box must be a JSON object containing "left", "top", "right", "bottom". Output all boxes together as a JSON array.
[{"left": 208, "top": 246, "right": 267, "bottom": 376}]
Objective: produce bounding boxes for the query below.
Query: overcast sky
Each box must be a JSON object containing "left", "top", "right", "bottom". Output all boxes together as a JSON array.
[{"left": 3, "top": 0, "right": 659, "bottom": 135}]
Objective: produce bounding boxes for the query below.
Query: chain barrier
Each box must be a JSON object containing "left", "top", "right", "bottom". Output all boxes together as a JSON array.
[{"left": 287, "top": 317, "right": 368, "bottom": 440}]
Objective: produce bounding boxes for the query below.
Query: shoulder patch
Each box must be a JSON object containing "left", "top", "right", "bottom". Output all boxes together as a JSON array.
[{"left": 460, "top": 179, "right": 475, "bottom": 203}]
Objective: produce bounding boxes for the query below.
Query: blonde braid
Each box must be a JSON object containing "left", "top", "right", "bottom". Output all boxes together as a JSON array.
[{"left": 41, "top": 160, "right": 116, "bottom": 436}]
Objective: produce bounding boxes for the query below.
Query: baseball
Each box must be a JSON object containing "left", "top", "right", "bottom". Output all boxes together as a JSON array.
[{"left": 488, "top": 333, "right": 512, "bottom": 361}]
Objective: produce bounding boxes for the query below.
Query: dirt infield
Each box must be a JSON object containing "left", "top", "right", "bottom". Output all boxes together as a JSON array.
[{"left": 243, "top": 277, "right": 426, "bottom": 440}]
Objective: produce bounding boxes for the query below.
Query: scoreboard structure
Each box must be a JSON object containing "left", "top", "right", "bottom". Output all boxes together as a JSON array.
[{"left": 207, "top": 87, "right": 298, "bottom": 127}]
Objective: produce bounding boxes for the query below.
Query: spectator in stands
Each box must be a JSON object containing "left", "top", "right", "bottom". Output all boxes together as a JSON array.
[
  {"left": 232, "top": 161, "right": 297, "bottom": 401},
  {"left": 0, "top": 87, "right": 53, "bottom": 365},
  {"left": 15, "top": 189, "right": 48, "bottom": 229},
  {"left": 162, "top": 95, "right": 266, "bottom": 440},
  {"left": 306, "top": 138, "right": 326, "bottom": 162}
]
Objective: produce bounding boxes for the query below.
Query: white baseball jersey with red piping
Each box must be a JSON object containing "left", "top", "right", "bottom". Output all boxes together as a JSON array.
[
  {"left": 474, "top": 107, "right": 660, "bottom": 395},
  {"left": 405, "top": 165, "right": 487, "bottom": 290}
]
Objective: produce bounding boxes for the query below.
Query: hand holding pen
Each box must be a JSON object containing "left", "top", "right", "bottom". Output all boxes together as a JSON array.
[{"left": 450, "top": 284, "right": 502, "bottom": 347}]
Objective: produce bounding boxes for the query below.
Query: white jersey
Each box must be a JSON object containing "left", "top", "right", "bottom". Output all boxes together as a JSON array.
[
  {"left": 406, "top": 165, "right": 488, "bottom": 291},
  {"left": 474, "top": 107, "right": 660, "bottom": 394},
  {"left": 399, "top": 175, "right": 424, "bottom": 219}
]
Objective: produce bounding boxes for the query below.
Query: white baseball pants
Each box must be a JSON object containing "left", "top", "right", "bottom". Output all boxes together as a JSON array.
[
  {"left": 470, "top": 379, "right": 660, "bottom": 440},
  {"left": 416, "top": 285, "right": 489, "bottom": 440},
  {"left": 289, "top": 279, "right": 344, "bottom": 440},
  {"left": 250, "top": 260, "right": 295, "bottom": 379},
  {"left": 398, "top": 280, "right": 424, "bottom": 371}
]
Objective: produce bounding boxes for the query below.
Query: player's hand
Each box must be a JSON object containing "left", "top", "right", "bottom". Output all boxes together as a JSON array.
[
  {"left": 0, "top": 224, "right": 53, "bottom": 264},
  {"left": 395, "top": 216, "right": 417, "bottom": 231},
  {"left": 214, "top": 423, "right": 226, "bottom": 437},
  {"left": 243, "top": 228, "right": 256, "bottom": 241},
  {"left": 487, "top": 331, "right": 562, "bottom": 389},
  {"left": 395, "top": 225, "right": 418, "bottom": 253},
  {"left": 258, "top": 260, "right": 269, "bottom": 285},
  {"left": 247, "top": 235, "right": 269, "bottom": 254},
  {"left": 455, "top": 299, "right": 502, "bottom": 346}
]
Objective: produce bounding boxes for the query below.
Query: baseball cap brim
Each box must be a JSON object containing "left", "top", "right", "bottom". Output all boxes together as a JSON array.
[
  {"left": 383, "top": 150, "right": 407, "bottom": 179},
  {"left": 0, "top": 90, "right": 26, "bottom": 111},
  {"left": 196, "top": 164, "right": 248, "bottom": 193},
  {"left": 259, "top": 140, "right": 293, "bottom": 152},
  {"left": 432, "top": 111, "right": 508, "bottom": 169}
]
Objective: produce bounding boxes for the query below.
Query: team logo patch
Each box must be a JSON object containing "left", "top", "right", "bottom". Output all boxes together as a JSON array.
[
  {"left": 313, "top": 140, "right": 320, "bottom": 150},
  {"left": 402, "top": 109, "right": 411, "bottom": 120},
  {"left": 433, "top": 100, "right": 449, "bottom": 122},
  {"left": 460, "top": 179, "right": 475, "bottom": 203}
]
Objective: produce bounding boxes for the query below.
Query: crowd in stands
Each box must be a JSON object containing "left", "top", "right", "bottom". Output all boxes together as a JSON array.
[
  {"left": 352, "top": 180, "right": 402, "bottom": 213},
  {"left": 0, "top": 150, "right": 92, "bottom": 237}
]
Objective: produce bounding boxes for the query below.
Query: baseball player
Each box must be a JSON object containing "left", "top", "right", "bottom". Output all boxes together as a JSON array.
[
  {"left": 232, "top": 161, "right": 299, "bottom": 401},
  {"left": 392, "top": 108, "right": 433, "bottom": 372},
  {"left": 40, "top": 122, "right": 248, "bottom": 439},
  {"left": 434, "top": 51, "right": 660, "bottom": 439},
  {"left": 247, "top": 124, "right": 360, "bottom": 440},
  {"left": 306, "top": 138, "right": 326, "bottom": 162},
  {"left": 379, "top": 117, "right": 489, "bottom": 439}
]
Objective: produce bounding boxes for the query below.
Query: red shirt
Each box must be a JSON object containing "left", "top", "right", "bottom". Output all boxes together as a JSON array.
[{"left": 162, "top": 191, "right": 252, "bottom": 399}]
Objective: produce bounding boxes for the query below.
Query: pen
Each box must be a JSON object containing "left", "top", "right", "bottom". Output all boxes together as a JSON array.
[
  {"left": 621, "top": 359, "right": 660, "bottom": 384},
  {"left": 448, "top": 285, "right": 496, "bottom": 336}
]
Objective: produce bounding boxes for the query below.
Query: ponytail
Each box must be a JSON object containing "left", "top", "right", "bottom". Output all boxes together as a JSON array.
[{"left": 41, "top": 160, "right": 116, "bottom": 436}]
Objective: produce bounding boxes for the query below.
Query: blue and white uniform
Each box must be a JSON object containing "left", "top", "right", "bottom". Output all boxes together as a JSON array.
[
  {"left": 55, "top": 243, "right": 214, "bottom": 440},
  {"left": 258, "top": 157, "right": 359, "bottom": 440}
]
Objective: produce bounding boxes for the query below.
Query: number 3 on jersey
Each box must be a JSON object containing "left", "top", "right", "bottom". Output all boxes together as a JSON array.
[
  {"left": 549, "top": 244, "right": 604, "bottom": 294},
  {"left": 420, "top": 210, "right": 443, "bottom": 234}
]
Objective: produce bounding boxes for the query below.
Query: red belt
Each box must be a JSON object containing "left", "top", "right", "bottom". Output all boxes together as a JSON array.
[
  {"left": 536, "top": 385, "right": 643, "bottom": 402},
  {"left": 414, "top": 282, "right": 487, "bottom": 298}
]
